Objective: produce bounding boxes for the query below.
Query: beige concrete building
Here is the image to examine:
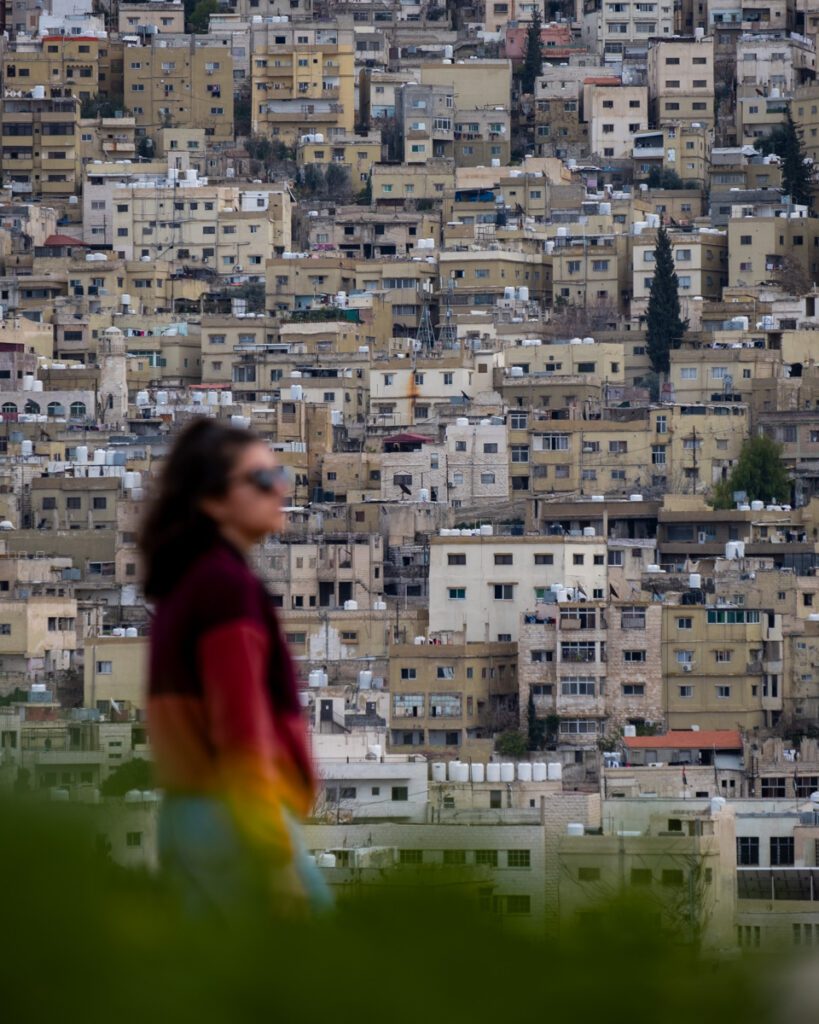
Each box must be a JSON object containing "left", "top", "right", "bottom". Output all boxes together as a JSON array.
[
  {"left": 0, "top": 88, "right": 81, "bottom": 200},
  {"left": 586, "top": 83, "right": 648, "bottom": 160},
  {"left": 428, "top": 534, "right": 609, "bottom": 644},
  {"left": 296, "top": 132, "right": 382, "bottom": 189},
  {"left": 250, "top": 23, "right": 356, "bottom": 145},
  {"left": 647, "top": 36, "right": 715, "bottom": 128},
  {"left": 727, "top": 204, "right": 819, "bottom": 288},
  {"left": 662, "top": 603, "right": 784, "bottom": 731},
  {"left": 0, "top": 596, "right": 79, "bottom": 685},
  {"left": 110, "top": 174, "right": 291, "bottom": 271},
  {"left": 388, "top": 638, "right": 518, "bottom": 758},
  {"left": 633, "top": 124, "right": 710, "bottom": 188},
  {"left": 632, "top": 228, "right": 728, "bottom": 317},
  {"left": 3, "top": 34, "right": 104, "bottom": 101},
  {"left": 82, "top": 635, "right": 148, "bottom": 713},
  {"left": 124, "top": 38, "right": 234, "bottom": 143},
  {"left": 118, "top": 1, "right": 185, "bottom": 34}
]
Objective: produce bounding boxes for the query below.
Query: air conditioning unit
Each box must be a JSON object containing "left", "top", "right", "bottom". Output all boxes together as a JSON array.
[{"left": 682, "top": 663, "right": 693, "bottom": 672}]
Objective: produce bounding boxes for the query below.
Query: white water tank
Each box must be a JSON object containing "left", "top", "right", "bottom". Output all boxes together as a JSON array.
[
  {"left": 532, "top": 762, "right": 547, "bottom": 782},
  {"left": 93, "top": 449, "right": 106, "bottom": 465},
  {"left": 480, "top": 524, "right": 493, "bottom": 536},
  {"left": 456, "top": 417, "right": 469, "bottom": 426},
  {"left": 470, "top": 762, "right": 485, "bottom": 783},
  {"left": 317, "top": 853, "right": 336, "bottom": 868},
  {"left": 418, "top": 488, "right": 430, "bottom": 503},
  {"left": 32, "top": 380, "right": 43, "bottom": 392},
  {"left": 432, "top": 762, "right": 447, "bottom": 782},
  {"left": 750, "top": 500, "right": 764, "bottom": 511},
  {"left": 689, "top": 573, "right": 701, "bottom": 589},
  {"left": 75, "top": 446, "right": 88, "bottom": 465},
  {"left": 629, "top": 494, "right": 643, "bottom": 502},
  {"left": 308, "top": 670, "right": 323, "bottom": 688},
  {"left": 373, "top": 600, "right": 387, "bottom": 611},
  {"left": 566, "top": 822, "right": 584, "bottom": 836},
  {"left": 517, "top": 762, "right": 533, "bottom": 782},
  {"left": 486, "top": 762, "right": 501, "bottom": 783},
  {"left": 124, "top": 789, "right": 142, "bottom": 803},
  {"left": 290, "top": 384, "right": 303, "bottom": 401},
  {"left": 518, "top": 286, "right": 529, "bottom": 302},
  {"left": 344, "top": 600, "right": 358, "bottom": 611},
  {"left": 220, "top": 390, "right": 233, "bottom": 406},
  {"left": 547, "top": 762, "right": 563, "bottom": 781},
  {"left": 500, "top": 762, "right": 515, "bottom": 782},
  {"left": 358, "top": 670, "right": 372, "bottom": 689},
  {"left": 583, "top": 527, "right": 595, "bottom": 537},
  {"left": 710, "top": 796, "right": 726, "bottom": 815},
  {"left": 22, "top": 374, "right": 34, "bottom": 391},
  {"left": 447, "top": 760, "right": 463, "bottom": 782},
  {"left": 20, "top": 440, "right": 33, "bottom": 457},
  {"left": 624, "top": 724, "right": 637, "bottom": 737},
  {"left": 125, "top": 627, "right": 138, "bottom": 638}
]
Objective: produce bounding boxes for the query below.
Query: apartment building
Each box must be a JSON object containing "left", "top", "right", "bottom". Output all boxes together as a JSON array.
[
  {"left": 428, "top": 534, "right": 608, "bottom": 644},
  {"left": 250, "top": 23, "right": 356, "bottom": 145},
  {"left": 124, "top": 38, "right": 234, "bottom": 143},
  {"left": 118, "top": 1, "right": 185, "bottom": 34},
  {"left": 296, "top": 132, "right": 382, "bottom": 188},
  {"left": 662, "top": 602, "right": 784, "bottom": 731},
  {"left": 369, "top": 358, "right": 475, "bottom": 428},
  {"left": 82, "top": 635, "right": 148, "bottom": 713},
  {"left": 519, "top": 598, "right": 664, "bottom": 747},
  {"left": 632, "top": 227, "right": 728, "bottom": 316},
  {"left": 3, "top": 33, "right": 105, "bottom": 100},
  {"left": 398, "top": 83, "right": 455, "bottom": 164},
  {"left": 581, "top": 0, "right": 675, "bottom": 63},
  {"left": 647, "top": 36, "right": 715, "bottom": 128},
  {"left": 110, "top": 174, "right": 292, "bottom": 270},
  {"left": 371, "top": 160, "right": 454, "bottom": 206},
  {"left": 0, "top": 596, "right": 79, "bottom": 681},
  {"left": 585, "top": 82, "right": 648, "bottom": 160},
  {"left": 79, "top": 117, "right": 138, "bottom": 166},
  {"left": 259, "top": 535, "right": 383, "bottom": 611},
  {"left": 727, "top": 203, "right": 819, "bottom": 288},
  {"left": 0, "top": 88, "right": 81, "bottom": 200},
  {"left": 632, "top": 124, "right": 711, "bottom": 188},
  {"left": 388, "top": 638, "right": 518, "bottom": 758}
]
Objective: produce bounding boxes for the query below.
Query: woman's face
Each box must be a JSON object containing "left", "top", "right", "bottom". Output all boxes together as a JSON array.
[{"left": 202, "top": 441, "right": 290, "bottom": 547}]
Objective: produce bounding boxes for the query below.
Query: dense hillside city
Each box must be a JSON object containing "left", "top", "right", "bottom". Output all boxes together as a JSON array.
[{"left": 3, "top": 0, "right": 819, "bottom": 950}]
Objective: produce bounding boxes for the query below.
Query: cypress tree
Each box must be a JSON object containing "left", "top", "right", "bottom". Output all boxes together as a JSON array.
[
  {"left": 646, "top": 225, "right": 688, "bottom": 377},
  {"left": 781, "top": 105, "right": 814, "bottom": 211},
  {"left": 521, "top": 8, "right": 544, "bottom": 96}
]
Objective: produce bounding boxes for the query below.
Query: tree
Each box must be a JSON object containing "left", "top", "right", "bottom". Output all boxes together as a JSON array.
[
  {"left": 520, "top": 8, "right": 544, "bottom": 95},
  {"left": 325, "top": 163, "right": 352, "bottom": 199},
  {"left": 189, "top": 0, "right": 217, "bottom": 32},
  {"left": 527, "top": 691, "right": 546, "bottom": 751},
  {"left": 646, "top": 167, "right": 684, "bottom": 190},
  {"left": 769, "top": 106, "right": 813, "bottom": 210},
  {"left": 646, "top": 226, "right": 688, "bottom": 376},
  {"left": 301, "top": 164, "right": 325, "bottom": 196},
  {"left": 712, "top": 435, "right": 791, "bottom": 508},
  {"left": 100, "top": 758, "right": 153, "bottom": 797},
  {"left": 495, "top": 730, "right": 528, "bottom": 757}
]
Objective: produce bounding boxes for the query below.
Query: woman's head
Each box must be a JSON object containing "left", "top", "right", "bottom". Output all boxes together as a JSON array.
[{"left": 139, "top": 418, "right": 290, "bottom": 598}]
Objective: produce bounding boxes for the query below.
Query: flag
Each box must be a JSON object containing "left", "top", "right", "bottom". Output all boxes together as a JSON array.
[{"left": 682, "top": 766, "right": 688, "bottom": 786}]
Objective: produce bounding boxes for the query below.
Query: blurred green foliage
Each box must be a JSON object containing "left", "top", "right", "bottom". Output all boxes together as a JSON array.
[{"left": 0, "top": 796, "right": 792, "bottom": 1024}]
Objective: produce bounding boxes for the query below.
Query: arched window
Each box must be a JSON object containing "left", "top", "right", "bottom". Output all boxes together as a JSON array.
[
  {"left": 69, "top": 401, "right": 87, "bottom": 419},
  {"left": 47, "top": 402, "right": 65, "bottom": 417},
  {"left": 24, "top": 400, "right": 40, "bottom": 415},
  {"left": 1, "top": 402, "right": 17, "bottom": 414}
]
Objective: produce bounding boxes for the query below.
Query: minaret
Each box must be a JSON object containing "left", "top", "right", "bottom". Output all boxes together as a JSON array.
[{"left": 98, "top": 326, "right": 128, "bottom": 428}]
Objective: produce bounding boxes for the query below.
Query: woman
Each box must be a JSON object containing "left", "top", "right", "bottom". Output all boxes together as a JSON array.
[{"left": 140, "top": 417, "right": 330, "bottom": 918}]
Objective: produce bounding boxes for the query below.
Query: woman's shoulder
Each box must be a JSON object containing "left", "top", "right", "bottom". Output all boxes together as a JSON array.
[{"left": 182, "top": 542, "right": 267, "bottom": 628}]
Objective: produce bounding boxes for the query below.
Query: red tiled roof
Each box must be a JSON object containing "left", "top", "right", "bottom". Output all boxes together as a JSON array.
[
  {"left": 44, "top": 234, "right": 90, "bottom": 247},
  {"left": 623, "top": 730, "right": 742, "bottom": 750}
]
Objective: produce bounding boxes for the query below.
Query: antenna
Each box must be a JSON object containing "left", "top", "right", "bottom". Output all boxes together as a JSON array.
[{"left": 437, "top": 276, "right": 457, "bottom": 349}]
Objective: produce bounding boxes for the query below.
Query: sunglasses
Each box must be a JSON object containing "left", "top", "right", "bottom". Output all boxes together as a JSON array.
[{"left": 234, "top": 466, "right": 292, "bottom": 493}]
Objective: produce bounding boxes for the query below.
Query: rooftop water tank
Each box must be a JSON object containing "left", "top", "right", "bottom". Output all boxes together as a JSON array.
[
  {"left": 486, "top": 763, "right": 501, "bottom": 783},
  {"left": 343, "top": 600, "right": 358, "bottom": 611},
  {"left": 532, "top": 762, "right": 547, "bottom": 782},
  {"left": 566, "top": 822, "right": 584, "bottom": 836},
  {"left": 471, "top": 762, "right": 485, "bottom": 783},
  {"left": 500, "top": 762, "right": 515, "bottom": 782},
  {"left": 547, "top": 762, "right": 563, "bottom": 781},
  {"left": 432, "top": 762, "right": 447, "bottom": 782}
]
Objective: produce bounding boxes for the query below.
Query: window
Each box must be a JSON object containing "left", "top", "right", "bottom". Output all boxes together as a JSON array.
[
  {"left": 475, "top": 849, "right": 498, "bottom": 866},
  {"left": 448, "top": 553, "right": 466, "bottom": 566},
  {"left": 561, "top": 679, "right": 595, "bottom": 696},
  {"left": 96, "top": 661, "right": 112, "bottom": 674},
  {"left": 761, "top": 777, "right": 786, "bottom": 798},
  {"left": 507, "top": 850, "right": 531, "bottom": 868},
  {"left": 560, "top": 719, "right": 597, "bottom": 734},
  {"left": 573, "top": 554, "right": 584, "bottom": 566},
  {"left": 662, "top": 870, "right": 684, "bottom": 888},
  {"left": 436, "top": 666, "right": 455, "bottom": 680},
  {"left": 430, "top": 694, "right": 462, "bottom": 718},
  {"left": 677, "top": 617, "right": 692, "bottom": 630},
  {"left": 399, "top": 849, "right": 422, "bottom": 864},
  {"left": 621, "top": 607, "right": 646, "bottom": 630},
  {"left": 494, "top": 554, "right": 513, "bottom": 566},
  {"left": 480, "top": 472, "right": 496, "bottom": 485},
  {"left": 770, "top": 837, "right": 794, "bottom": 866},
  {"left": 92, "top": 497, "right": 107, "bottom": 510},
  {"left": 494, "top": 584, "right": 514, "bottom": 600},
  {"left": 448, "top": 587, "right": 466, "bottom": 600},
  {"left": 392, "top": 787, "right": 409, "bottom": 802},
  {"left": 716, "top": 685, "right": 731, "bottom": 699},
  {"left": 400, "top": 668, "right": 417, "bottom": 680},
  {"left": 737, "top": 837, "right": 759, "bottom": 866},
  {"left": 534, "top": 553, "right": 554, "bottom": 565},
  {"left": 393, "top": 694, "right": 424, "bottom": 717},
  {"left": 126, "top": 832, "right": 142, "bottom": 848},
  {"left": 624, "top": 650, "right": 646, "bottom": 664}
]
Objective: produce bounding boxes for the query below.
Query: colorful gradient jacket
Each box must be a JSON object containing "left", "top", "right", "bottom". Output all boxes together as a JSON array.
[{"left": 147, "top": 538, "right": 315, "bottom": 864}]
